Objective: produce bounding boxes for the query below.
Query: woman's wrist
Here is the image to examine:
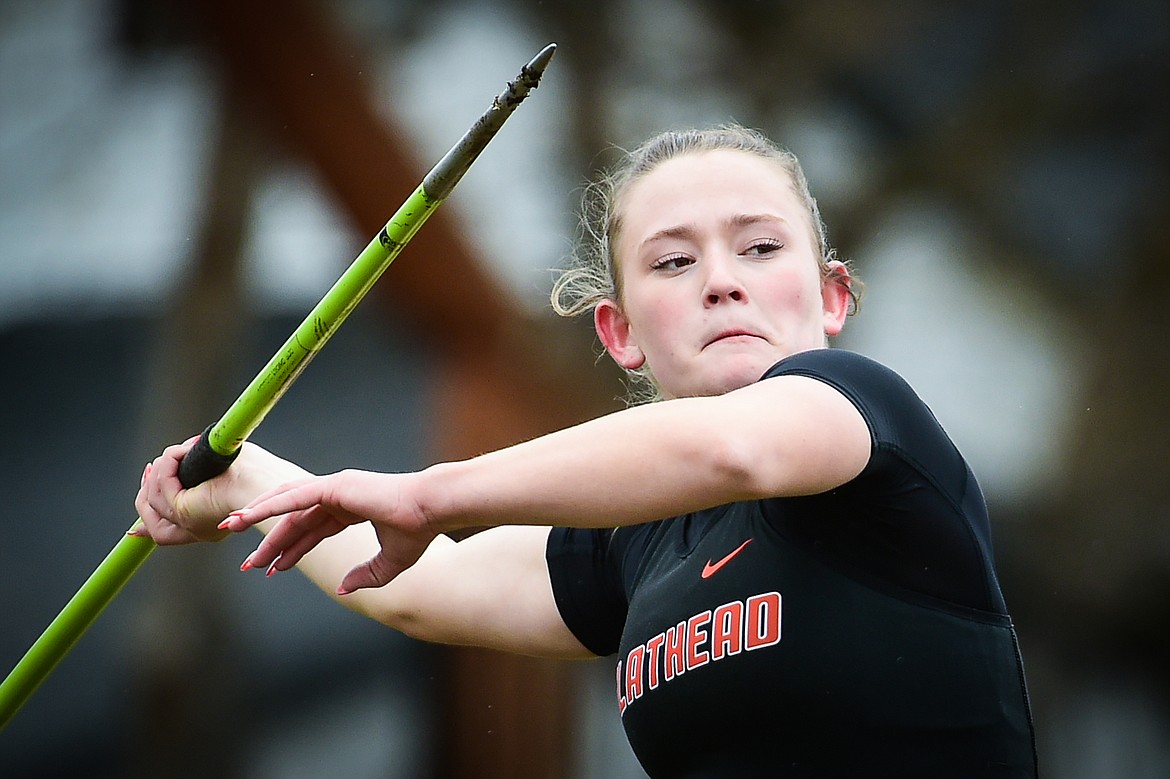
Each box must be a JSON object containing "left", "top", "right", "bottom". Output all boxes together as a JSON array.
[
  {"left": 222, "top": 444, "right": 308, "bottom": 510},
  {"left": 414, "top": 461, "right": 476, "bottom": 537}
]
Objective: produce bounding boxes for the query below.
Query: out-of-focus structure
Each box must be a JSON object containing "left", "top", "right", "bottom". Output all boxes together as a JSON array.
[{"left": 2, "top": 1, "right": 1167, "bottom": 777}]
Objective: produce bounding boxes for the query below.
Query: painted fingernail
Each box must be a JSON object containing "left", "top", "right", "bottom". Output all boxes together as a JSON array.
[
  {"left": 240, "top": 558, "right": 254, "bottom": 572},
  {"left": 265, "top": 561, "right": 279, "bottom": 577},
  {"left": 217, "top": 519, "right": 232, "bottom": 530}
]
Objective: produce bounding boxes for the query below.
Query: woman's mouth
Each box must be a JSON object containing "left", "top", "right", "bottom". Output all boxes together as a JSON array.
[{"left": 705, "top": 330, "right": 762, "bottom": 348}]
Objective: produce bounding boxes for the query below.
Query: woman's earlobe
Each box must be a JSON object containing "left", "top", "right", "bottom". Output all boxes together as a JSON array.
[{"left": 594, "top": 299, "right": 646, "bottom": 370}]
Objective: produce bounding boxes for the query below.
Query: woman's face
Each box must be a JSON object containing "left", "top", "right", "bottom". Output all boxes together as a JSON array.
[{"left": 595, "top": 150, "right": 851, "bottom": 399}]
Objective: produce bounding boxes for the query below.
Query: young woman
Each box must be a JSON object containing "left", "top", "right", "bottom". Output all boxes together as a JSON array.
[{"left": 135, "top": 125, "right": 1038, "bottom": 777}]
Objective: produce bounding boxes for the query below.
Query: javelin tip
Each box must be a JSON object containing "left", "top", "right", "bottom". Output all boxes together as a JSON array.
[{"left": 526, "top": 43, "right": 557, "bottom": 78}]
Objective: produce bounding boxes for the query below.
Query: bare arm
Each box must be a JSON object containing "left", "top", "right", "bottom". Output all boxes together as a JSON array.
[
  {"left": 135, "top": 441, "right": 590, "bottom": 658},
  {"left": 226, "top": 373, "right": 868, "bottom": 589},
  {"left": 136, "top": 372, "right": 867, "bottom": 659},
  {"left": 419, "top": 374, "right": 870, "bottom": 533}
]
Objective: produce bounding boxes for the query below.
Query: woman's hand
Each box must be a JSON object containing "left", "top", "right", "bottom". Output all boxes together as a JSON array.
[
  {"left": 219, "top": 470, "right": 437, "bottom": 596},
  {"left": 133, "top": 439, "right": 307, "bottom": 545}
]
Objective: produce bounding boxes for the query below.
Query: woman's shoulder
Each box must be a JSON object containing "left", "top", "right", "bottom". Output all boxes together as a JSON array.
[
  {"left": 764, "top": 348, "right": 955, "bottom": 464},
  {"left": 764, "top": 348, "right": 905, "bottom": 388},
  {"left": 764, "top": 348, "right": 921, "bottom": 420}
]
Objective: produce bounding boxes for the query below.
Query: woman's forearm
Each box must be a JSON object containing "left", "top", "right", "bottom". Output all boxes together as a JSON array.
[
  {"left": 419, "top": 394, "right": 760, "bottom": 533},
  {"left": 417, "top": 376, "right": 869, "bottom": 534},
  {"left": 229, "top": 448, "right": 577, "bottom": 652}
]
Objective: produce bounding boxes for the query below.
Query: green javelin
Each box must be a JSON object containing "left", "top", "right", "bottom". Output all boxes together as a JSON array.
[{"left": 0, "top": 43, "right": 557, "bottom": 730}]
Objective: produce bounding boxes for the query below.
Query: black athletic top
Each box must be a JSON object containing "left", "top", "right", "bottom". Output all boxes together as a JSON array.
[{"left": 547, "top": 349, "right": 1037, "bottom": 778}]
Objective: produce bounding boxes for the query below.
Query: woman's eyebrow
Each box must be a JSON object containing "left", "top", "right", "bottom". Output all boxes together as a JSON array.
[
  {"left": 639, "top": 213, "right": 790, "bottom": 251},
  {"left": 638, "top": 223, "right": 699, "bottom": 252},
  {"left": 726, "top": 212, "right": 789, "bottom": 230}
]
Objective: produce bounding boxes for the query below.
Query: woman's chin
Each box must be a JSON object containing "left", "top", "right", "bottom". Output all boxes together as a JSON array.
[{"left": 692, "top": 358, "right": 775, "bottom": 397}]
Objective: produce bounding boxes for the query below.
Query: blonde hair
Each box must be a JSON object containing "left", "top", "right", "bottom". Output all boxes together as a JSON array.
[{"left": 551, "top": 123, "right": 861, "bottom": 402}]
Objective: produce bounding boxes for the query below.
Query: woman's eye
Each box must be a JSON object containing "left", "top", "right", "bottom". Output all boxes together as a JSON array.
[
  {"left": 650, "top": 254, "right": 694, "bottom": 271},
  {"left": 744, "top": 240, "right": 784, "bottom": 256}
]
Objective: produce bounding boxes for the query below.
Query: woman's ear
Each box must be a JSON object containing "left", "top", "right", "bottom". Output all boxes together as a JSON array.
[
  {"left": 595, "top": 299, "right": 646, "bottom": 370},
  {"left": 821, "top": 261, "right": 852, "bottom": 337}
]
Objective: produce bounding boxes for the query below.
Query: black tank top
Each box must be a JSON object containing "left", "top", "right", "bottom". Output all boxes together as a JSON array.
[{"left": 547, "top": 349, "right": 1037, "bottom": 777}]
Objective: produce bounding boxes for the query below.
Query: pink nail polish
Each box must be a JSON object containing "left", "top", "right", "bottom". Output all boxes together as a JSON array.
[
  {"left": 217, "top": 519, "right": 232, "bottom": 531},
  {"left": 240, "top": 559, "right": 254, "bottom": 572},
  {"left": 265, "top": 561, "right": 278, "bottom": 577}
]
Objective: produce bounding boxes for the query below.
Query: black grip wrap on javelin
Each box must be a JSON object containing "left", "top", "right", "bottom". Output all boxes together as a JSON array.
[{"left": 178, "top": 426, "right": 240, "bottom": 489}]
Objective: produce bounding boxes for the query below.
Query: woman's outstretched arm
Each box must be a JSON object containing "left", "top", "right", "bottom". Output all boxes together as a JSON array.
[{"left": 224, "top": 373, "right": 869, "bottom": 592}]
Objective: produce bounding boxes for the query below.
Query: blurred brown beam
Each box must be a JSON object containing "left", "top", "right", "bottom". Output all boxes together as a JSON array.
[
  {"left": 178, "top": 0, "right": 614, "bottom": 776},
  {"left": 185, "top": 0, "right": 513, "bottom": 348}
]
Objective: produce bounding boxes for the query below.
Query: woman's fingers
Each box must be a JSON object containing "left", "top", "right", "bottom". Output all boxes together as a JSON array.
[
  {"left": 239, "top": 504, "right": 338, "bottom": 572},
  {"left": 337, "top": 539, "right": 427, "bottom": 595},
  {"left": 133, "top": 498, "right": 201, "bottom": 545},
  {"left": 134, "top": 458, "right": 203, "bottom": 545},
  {"left": 221, "top": 478, "right": 323, "bottom": 532},
  {"left": 338, "top": 559, "right": 384, "bottom": 595},
  {"left": 339, "top": 550, "right": 409, "bottom": 594},
  {"left": 134, "top": 463, "right": 153, "bottom": 522},
  {"left": 132, "top": 434, "right": 251, "bottom": 545},
  {"left": 251, "top": 508, "right": 342, "bottom": 572},
  {"left": 144, "top": 440, "right": 191, "bottom": 522},
  {"left": 269, "top": 518, "right": 340, "bottom": 569},
  {"left": 223, "top": 470, "right": 433, "bottom": 593}
]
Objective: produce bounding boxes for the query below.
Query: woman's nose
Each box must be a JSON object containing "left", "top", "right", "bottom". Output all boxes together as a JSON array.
[{"left": 703, "top": 258, "right": 747, "bottom": 306}]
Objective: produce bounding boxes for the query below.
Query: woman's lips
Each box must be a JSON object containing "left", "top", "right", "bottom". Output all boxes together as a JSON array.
[{"left": 705, "top": 330, "right": 762, "bottom": 347}]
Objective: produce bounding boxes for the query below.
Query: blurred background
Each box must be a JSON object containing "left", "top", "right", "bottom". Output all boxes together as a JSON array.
[{"left": 1, "top": 0, "right": 1168, "bottom": 776}]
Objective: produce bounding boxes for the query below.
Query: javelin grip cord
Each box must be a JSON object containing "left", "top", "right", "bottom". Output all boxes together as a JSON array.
[
  {"left": 178, "top": 425, "right": 241, "bottom": 488},
  {"left": 0, "top": 43, "right": 556, "bottom": 730}
]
